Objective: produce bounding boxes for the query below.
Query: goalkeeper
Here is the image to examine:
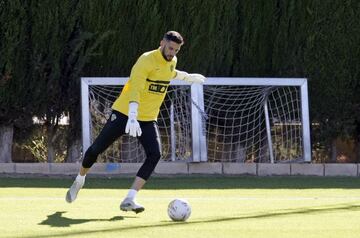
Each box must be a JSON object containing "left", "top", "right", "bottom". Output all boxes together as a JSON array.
[{"left": 65, "top": 31, "right": 205, "bottom": 213}]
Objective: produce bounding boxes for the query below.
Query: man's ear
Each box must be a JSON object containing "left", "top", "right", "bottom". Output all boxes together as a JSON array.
[{"left": 160, "top": 40, "right": 165, "bottom": 47}]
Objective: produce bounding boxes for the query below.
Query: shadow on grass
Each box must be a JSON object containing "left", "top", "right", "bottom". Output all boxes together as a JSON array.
[
  {"left": 39, "top": 211, "right": 135, "bottom": 227},
  {"left": 21, "top": 202, "right": 360, "bottom": 238},
  {"left": 1, "top": 176, "right": 360, "bottom": 189}
]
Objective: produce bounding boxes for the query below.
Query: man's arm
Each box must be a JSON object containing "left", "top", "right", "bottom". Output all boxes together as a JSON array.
[
  {"left": 127, "top": 56, "right": 152, "bottom": 103},
  {"left": 174, "top": 70, "right": 206, "bottom": 84},
  {"left": 125, "top": 56, "right": 152, "bottom": 137}
]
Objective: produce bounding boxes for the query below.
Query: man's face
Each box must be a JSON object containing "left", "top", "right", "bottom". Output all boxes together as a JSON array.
[{"left": 160, "top": 40, "right": 182, "bottom": 61}]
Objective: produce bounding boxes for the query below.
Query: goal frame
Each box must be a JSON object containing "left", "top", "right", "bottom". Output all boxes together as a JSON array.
[{"left": 81, "top": 77, "right": 311, "bottom": 163}]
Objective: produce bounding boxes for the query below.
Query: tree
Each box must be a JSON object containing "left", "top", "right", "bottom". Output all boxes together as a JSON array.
[
  {"left": 29, "top": 0, "right": 110, "bottom": 162},
  {"left": 0, "top": 0, "right": 35, "bottom": 162}
]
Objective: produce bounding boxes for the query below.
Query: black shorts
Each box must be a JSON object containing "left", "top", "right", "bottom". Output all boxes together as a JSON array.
[{"left": 82, "top": 110, "right": 162, "bottom": 180}]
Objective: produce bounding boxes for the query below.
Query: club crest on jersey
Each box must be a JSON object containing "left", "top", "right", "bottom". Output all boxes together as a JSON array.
[
  {"left": 111, "top": 113, "right": 117, "bottom": 121},
  {"left": 170, "top": 65, "right": 174, "bottom": 72}
]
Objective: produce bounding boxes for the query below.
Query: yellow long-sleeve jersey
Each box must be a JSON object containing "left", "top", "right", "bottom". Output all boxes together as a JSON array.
[{"left": 112, "top": 48, "right": 177, "bottom": 121}]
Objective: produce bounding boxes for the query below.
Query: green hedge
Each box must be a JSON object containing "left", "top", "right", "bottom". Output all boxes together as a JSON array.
[{"left": 1, "top": 0, "right": 359, "bottom": 161}]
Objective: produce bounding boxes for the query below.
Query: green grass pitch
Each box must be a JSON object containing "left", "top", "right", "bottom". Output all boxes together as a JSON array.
[{"left": 1, "top": 176, "right": 360, "bottom": 238}]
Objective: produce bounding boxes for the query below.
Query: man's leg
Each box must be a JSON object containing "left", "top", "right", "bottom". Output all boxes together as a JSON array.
[
  {"left": 130, "top": 176, "right": 147, "bottom": 191},
  {"left": 120, "top": 121, "right": 162, "bottom": 213},
  {"left": 66, "top": 111, "right": 127, "bottom": 203},
  {"left": 79, "top": 167, "right": 90, "bottom": 176}
]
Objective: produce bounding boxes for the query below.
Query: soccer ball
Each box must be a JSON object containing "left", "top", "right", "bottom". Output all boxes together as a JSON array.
[{"left": 167, "top": 198, "right": 191, "bottom": 221}]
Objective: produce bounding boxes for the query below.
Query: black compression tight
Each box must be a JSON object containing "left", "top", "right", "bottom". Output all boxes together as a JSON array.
[{"left": 82, "top": 110, "right": 162, "bottom": 180}]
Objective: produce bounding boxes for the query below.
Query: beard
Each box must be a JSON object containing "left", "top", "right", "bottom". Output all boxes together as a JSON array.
[{"left": 161, "top": 48, "right": 173, "bottom": 61}]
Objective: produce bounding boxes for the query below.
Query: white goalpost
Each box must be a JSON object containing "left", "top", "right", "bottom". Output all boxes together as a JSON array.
[{"left": 81, "top": 77, "right": 311, "bottom": 163}]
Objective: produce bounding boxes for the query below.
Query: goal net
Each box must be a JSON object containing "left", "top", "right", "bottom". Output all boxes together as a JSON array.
[{"left": 81, "top": 77, "right": 311, "bottom": 163}]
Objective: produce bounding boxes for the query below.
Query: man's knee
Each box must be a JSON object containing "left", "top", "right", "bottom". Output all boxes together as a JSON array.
[
  {"left": 136, "top": 155, "right": 161, "bottom": 180},
  {"left": 150, "top": 150, "right": 161, "bottom": 162},
  {"left": 82, "top": 146, "right": 98, "bottom": 168},
  {"left": 146, "top": 145, "right": 162, "bottom": 162}
]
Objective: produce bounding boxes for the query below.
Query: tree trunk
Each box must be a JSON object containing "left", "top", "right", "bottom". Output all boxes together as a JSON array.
[
  {"left": 46, "top": 124, "right": 57, "bottom": 163},
  {"left": 331, "top": 139, "right": 337, "bottom": 162},
  {"left": 0, "top": 125, "right": 14, "bottom": 162},
  {"left": 47, "top": 144, "right": 55, "bottom": 163},
  {"left": 357, "top": 140, "right": 360, "bottom": 163},
  {"left": 66, "top": 138, "right": 82, "bottom": 162}
]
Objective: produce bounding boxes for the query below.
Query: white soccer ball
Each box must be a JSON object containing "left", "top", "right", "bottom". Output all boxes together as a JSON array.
[{"left": 167, "top": 198, "right": 191, "bottom": 221}]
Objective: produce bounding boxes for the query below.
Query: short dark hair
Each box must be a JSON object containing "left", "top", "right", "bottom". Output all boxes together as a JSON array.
[{"left": 163, "top": 31, "right": 184, "bottom": 45}]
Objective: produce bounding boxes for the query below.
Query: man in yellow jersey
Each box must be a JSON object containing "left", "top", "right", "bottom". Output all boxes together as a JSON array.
[{"left": 65, "top": 31, "right": 205, "bottom": 213}]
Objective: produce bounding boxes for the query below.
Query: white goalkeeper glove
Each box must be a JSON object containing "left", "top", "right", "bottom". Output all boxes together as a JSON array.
[
  {"left": 175, "top": 70, "right": 206, "bottom": 84},
  {"left": 125, "top": 102, "right": 142, "bottom": 137}
]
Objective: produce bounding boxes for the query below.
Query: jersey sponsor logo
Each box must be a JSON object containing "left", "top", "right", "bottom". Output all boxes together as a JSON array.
[{"left": 148, "top": 84, "right": 168, "bottom": 94}]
